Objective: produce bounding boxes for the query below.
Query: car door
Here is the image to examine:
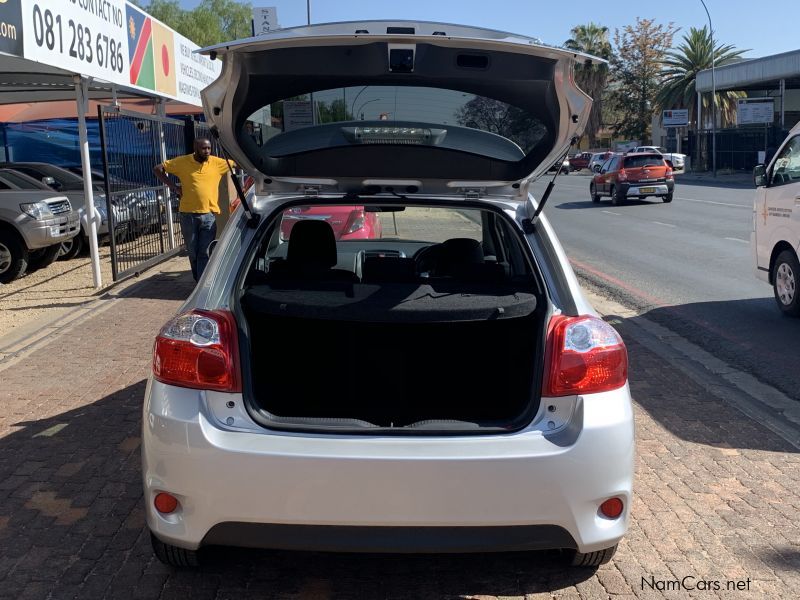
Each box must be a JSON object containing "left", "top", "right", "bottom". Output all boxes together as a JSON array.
[
  {"left": 759, "top": 135, "right": 800, "bottom": 265},
  {"left": 599, "top": 157, "right": 617, "bottom": 194}
]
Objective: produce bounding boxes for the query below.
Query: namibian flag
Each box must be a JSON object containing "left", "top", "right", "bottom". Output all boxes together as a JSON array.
[
  {"left": 127, "top": 4, "right": 155, "bottom": 90},
  {"left": 126, "top": 4, "right": 176, "bottom": 97}
]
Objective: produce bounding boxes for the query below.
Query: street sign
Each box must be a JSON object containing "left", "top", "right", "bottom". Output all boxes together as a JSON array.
[
  {"left": 663, "top": 109, "right": 689, "bottom": 127},
  {"left": 737, "top": 98, "right": 774, "bottom": 125},
  {"left": 252, "top": 7, "right": 279, "bottom": 36}
]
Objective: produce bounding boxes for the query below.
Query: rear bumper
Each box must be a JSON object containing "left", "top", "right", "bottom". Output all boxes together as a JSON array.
[
  {"left": 142, "top": 379, "right": 635, "bottom": 554},
  {"left": 620, "top": 180, "right": 674, "bottom": 197}
]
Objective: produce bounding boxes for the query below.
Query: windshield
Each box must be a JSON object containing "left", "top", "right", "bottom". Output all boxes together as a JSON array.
[{"left": 243, "top": 86, "right": 550, "bottom": 162}]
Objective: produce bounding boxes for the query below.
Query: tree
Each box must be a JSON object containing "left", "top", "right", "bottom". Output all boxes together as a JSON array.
[
  {"left": 607, "top": 18, "right": 678, "bottom": 142},
  {"left": 564, "top": 23, "right": 613, "bottom": 147},
  {"left": 139, "top": 0, "right": 252, "bottom": 47},
  {"left": 656, "top": 26, "right": 747, "bottom": 129}
]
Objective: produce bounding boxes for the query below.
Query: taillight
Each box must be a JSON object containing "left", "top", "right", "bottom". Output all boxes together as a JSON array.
[
  {"left": 617, "top": 169, "right": 628, "bottom": 182},
  {"left": 345, "top": 209, "right": 366, "bottom": 234},
  {"left": 666, "top": 167, "right": 673, "bottom": 179},
  {"left": 153, "top": 309, "right": 241, "bottom": 392},
  {"left": 542, "top": 315, "right": 628, "bottom": 396}
]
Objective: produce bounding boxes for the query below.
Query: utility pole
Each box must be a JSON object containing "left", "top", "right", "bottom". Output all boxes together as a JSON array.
[{"left": 700, "top": 0, "right": 716, "bottom": 176}]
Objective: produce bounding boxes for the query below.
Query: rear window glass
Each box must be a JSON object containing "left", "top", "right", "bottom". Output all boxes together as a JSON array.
[
  {"left": 244, "top": 86, "right": 550, "bottom": 160},
  {"left": 623, "top": 155, "right": 665, "bottom": 168}
]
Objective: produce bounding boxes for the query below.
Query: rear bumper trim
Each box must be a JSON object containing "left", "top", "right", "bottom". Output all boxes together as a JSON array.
[{"left": 200, "top": 523, "right": 578, "bottom": 553}]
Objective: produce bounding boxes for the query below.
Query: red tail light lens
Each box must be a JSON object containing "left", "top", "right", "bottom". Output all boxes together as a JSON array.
[
  {"left": 665, "top": 167, "right": 673, "bottom": 179},
  {"left": 617, "top": 169, "right": 628, "bottom": 182},
  {"left": 542, "top": 315, "right": 628, "bottom": 396},
  {"left": 153, "top": 309, "right": 241, "bottom": 392},
  {"left": 345, "top": 209, "right": 366, "bottom": 234}
]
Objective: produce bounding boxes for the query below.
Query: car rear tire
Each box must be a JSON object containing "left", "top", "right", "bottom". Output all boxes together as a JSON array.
[
  {"left": 662, "top": 193, "right": 673, "bottom": 203},
  {"left": 773, "top": 250, "right": 800, "bottom": 317},
  {"left": 58, "top": 233, "right": 85, "bottom": 261},
  {"left": 150, "top": 532, "right": 200, "bottom": 567},
  {"left": 0, "top": 229, "right": 29, "bottom": 283},
  {"left": 27, "top": 244, "right": 62, "bottom": 272},
  {"left": 590, "top": 183, "right": 600, "bottom": 203},
  {"left": 566, "top": 543, "right": 618, "bottom": 567}
]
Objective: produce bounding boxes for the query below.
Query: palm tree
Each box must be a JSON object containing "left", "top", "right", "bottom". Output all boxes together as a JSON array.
[
  {"left": 564, "top": 23, "right": 613, "bottom": 147},
  {"left": 657, "top": 26, "right": 747, "bottom": 129}
]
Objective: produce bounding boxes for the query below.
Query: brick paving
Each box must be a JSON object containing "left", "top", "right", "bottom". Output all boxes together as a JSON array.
[{"left": 0, "top": 262, "right": 798, "bottom": 599}]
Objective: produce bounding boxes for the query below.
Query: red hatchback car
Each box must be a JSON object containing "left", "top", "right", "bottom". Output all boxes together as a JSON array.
[
  {"left": 280, "top": 205, "right": 382, "bottom": 240},
  {"left": 589, "top": 152, "right": 674, "bottom": 205}
]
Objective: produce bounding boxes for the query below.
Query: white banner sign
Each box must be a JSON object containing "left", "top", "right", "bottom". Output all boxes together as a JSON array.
[
  {"left": 663, "top": 108, "right": 689, "bottom": 127},
  {"left": 20, "top": 0, "right": 220, "bottom": 107},
  {"left": 737, "top": 98, "right": 774, "bottom": 125},
  {"left": 283, "top": 100, "right": 314, "bottom": 131}
]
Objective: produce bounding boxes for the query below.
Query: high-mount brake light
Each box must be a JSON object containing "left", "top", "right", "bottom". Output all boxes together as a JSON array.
[
  {"left": 542, "top": 315, "right": 628, "bottom": 396},
  {"left": 153, "top": 309, "right": 240, "bottom": 392}
]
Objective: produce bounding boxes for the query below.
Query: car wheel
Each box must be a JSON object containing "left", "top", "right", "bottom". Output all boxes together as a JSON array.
[
  {"left": 0, "top": 229, "right": 29, "bottom": 283},
  {"left": 663, "top": 193, "right": 673, "bottom": 203},
  {"left": 27, "top": 244, "right": 62, "bottom": 272},
  {"left": 566, "top": 543, "right": 618, "bottom": 567},
  {"left": 590, "top": 183, "right": 600, "bottom": 203},
  {"left": 150, "top": 532, "right": 200, "bottom": 567},
  {"left": 610, "top": 185, "right": 621, "bottom": 205},
  {"left": 58, "top": 234, "right": 85, "bottom": 261},
  {"left": 773, "top": 250, "right": 800, "bottom": 317}
]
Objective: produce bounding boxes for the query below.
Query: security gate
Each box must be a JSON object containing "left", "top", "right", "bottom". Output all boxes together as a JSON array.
[{"left": 98, "top": 106, "right": 186, "bottom": 280}]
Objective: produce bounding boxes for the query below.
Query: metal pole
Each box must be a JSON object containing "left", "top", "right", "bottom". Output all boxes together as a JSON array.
[
  {"left": 306, "top": 0, "right": 311, "bottom": 24},
  {"left": 696, "top": 90, "right": 702, "bottom": 172},
  {"left": 155, "top": 99, "right": 175, "bottom": 250},
  {"left": 780, "top": 78, "right": 785, "bottom": 128},
  {"left": 700, "top": 0, "right": 716, "bottom": 176},
  {"left": 75, "top": 76, "right": 102, "bottom": 288}
]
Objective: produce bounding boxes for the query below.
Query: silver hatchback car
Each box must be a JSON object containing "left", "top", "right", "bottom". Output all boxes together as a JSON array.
[{"left": 142, "top": 21, "right": 634, "bottom": 569}]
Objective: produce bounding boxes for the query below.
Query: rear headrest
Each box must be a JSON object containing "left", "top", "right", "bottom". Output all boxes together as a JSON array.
[{"left": 287, "top": 220, "right": 338, "bottom": 269}]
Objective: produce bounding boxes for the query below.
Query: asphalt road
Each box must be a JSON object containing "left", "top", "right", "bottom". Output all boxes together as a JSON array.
[{"left": 536, "top": 171, "right": 800, "bottom": 402}]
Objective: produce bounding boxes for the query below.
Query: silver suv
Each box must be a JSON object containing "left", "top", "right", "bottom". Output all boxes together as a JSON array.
[{"left": 0, "top": 168, "right": 79, "bottom": 282}]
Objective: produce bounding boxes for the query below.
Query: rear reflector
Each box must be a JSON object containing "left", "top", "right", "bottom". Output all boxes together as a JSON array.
[
  {"left": 153, "top": 309, "right": 241, "bottom": 392},
  {"left": 154, "top": 492, "right": 179, "bottom": 514},
  {"left": 600, "top": 497, "right": 624, "bottom": 519},
  {"left": 542, "top": 315, "right": 627, "bottom": 396}
]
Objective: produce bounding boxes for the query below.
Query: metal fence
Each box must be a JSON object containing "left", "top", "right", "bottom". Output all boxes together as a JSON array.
[
  {"left": 98, "top": 107, "right": 187, "bottom": 280},
  {"left": 687, "top": 126, "right": 789, "bottom": 172}
]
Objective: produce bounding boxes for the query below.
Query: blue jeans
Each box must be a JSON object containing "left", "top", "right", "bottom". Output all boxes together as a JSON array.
[{"left": 179, "top": 212, "right": 217, "bottom": 281}]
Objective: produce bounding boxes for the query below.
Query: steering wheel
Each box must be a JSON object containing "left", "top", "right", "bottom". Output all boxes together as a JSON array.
[{"left": 412, "top": 243, "right": 442, "bottom": 276}]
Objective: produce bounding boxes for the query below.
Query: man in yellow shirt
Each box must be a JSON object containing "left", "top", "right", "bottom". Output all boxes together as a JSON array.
[{"left": 153, "top": 138, "right": 232, "bottom": 281}]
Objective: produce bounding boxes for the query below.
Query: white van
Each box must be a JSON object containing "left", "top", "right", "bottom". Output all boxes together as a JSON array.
[{"left": 752, "top": 122, "right": 800, "bottom": 316}]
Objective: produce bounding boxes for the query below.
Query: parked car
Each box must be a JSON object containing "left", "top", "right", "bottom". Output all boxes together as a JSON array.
[
  {"left": 0, "top": 168, "right": 79, "bottom": 282},
  {"left": 568, "top": 152, "right": 593, "bottom": 171},
  {"left": 142, "top": 21, "right": 633, "bottom": 569},
  {"left": 590, "top": 152, "right": 674, "bottom": 204},
  {"left": 589, "top": 151, "right": 615, "bottom": 173},
  {"left": 752, "top": 122, "right": 800, "bottom": 316},
  {"left": 280, "top": 205, "right": 382, "bottom": 240},
  {"left": 547, "top": 156, "right": 571, "bottom": 174},
  {"left": 0, "top": 162, "right": 135, "bottom": 259},
  {"left": 632, "top": 146, "right": 686, "bottom": 173}
]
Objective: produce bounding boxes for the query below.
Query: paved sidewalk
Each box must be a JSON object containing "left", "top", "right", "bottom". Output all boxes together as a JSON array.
[{"left": 0, "top": 258, "right": 798, "bottom": 599}]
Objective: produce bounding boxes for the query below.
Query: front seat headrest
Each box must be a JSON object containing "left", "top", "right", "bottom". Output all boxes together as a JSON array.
[{"left": 287, "top": 220, "right": 338, "bottom": 270}]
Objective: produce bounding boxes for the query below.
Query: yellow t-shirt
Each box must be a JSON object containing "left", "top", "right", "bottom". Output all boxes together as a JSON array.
[{"left": 162, "top": 154, "right": 232, "bottom": 214}]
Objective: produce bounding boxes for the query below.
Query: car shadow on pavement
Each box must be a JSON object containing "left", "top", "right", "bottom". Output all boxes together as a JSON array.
[
  {"left": 553, "top": 199, "right": 666, "bottom": 210},
  {"left": 115, "top": 271, "right": 196, "bottom": 302},
  {"left": 0, "top": 380, "right": 597, "bottom": 598}
]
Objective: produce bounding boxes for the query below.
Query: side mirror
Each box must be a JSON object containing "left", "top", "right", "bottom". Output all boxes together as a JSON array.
[
  {"left": 754, "top": 164, "right": 767, "bottom": 187},
  {"left": 42, "top": 176, "right": 58, "bottom": 187},
  {"left": 207, "top": 239, "right": 218, "bottom": 258}
]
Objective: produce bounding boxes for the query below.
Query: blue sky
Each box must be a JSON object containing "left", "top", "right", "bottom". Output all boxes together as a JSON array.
[{"left": 176, "top": 0, "right": 798, "bottom": 59}]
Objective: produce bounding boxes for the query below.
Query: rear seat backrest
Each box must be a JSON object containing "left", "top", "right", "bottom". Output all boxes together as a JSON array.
[{"left": 362, "top": 256, "right": 417, "bottom": 283}]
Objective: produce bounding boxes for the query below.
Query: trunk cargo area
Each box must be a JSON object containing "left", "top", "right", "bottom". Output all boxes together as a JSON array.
[{"left": 240, "top": 281, "right": 543, "bottom": 431}]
